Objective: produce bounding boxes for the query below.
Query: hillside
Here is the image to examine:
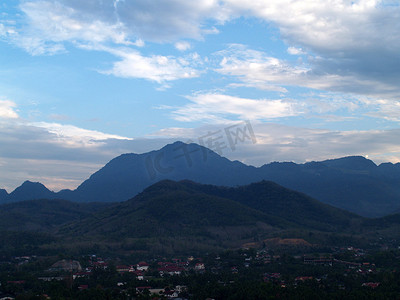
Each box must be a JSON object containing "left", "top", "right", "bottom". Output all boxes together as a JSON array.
[
  {"left": 59, "top": 180, "right": 363, "bottom": 253},
  {"left": 178, "top": 180, "right": 360, "bottom": 231},
  {"left": 59, "top": 180, "right": 277, "bottom": 240},
  {"left": 0, "top": 199, "right": 111, "bottom": 232},
  {"left": 2, "top": 179, "right": 400, "bottom": 255}
]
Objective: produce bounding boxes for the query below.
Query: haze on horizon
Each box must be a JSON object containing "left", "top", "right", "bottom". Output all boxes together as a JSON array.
[{"left": 1, "top": 0, "right": 400, "bottom": 191}]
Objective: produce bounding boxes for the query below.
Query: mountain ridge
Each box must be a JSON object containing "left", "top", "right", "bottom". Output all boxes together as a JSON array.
[{"left": 1, "top": 142, "right": 400, "bottom": 217}]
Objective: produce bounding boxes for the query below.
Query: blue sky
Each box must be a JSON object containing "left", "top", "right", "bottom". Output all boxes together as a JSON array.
[{"left": 1, "top": 0, "right": 400, "bottom": 191}]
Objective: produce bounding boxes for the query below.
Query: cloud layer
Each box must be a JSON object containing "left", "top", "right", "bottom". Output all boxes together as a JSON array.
[{"left": 1, "top": 1, "right": 400, "bottom": 192}]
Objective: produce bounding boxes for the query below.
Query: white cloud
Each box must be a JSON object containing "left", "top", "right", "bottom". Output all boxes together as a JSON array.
[
  {"left": 31, "top": 122, "right": 132, "bottom": 146},
  {"left": 101, "top": 47, "right": 201, "bottom": 83},
  {"left": 0, "top": 100, "right": 19, "bottom": 119},
  {"left": 287, "top": 46, "right": 305, "bottom": 55},
  {"left": 168, "top": 93, "right": 298, "bottom": 122},
  {"left": 175, "top": 41, "right": 192, "bottom": 51}
]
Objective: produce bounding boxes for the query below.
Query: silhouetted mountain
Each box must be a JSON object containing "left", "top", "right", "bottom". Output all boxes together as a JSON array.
[
  {"left": 6, "top": 181, "right": 57, "bottom": 203},
  {"left": 67, "top": 141, "right": 259, "bottom": 203},
  {"left": 2, "top": 142, "right": 400, "bottom": 217},
  {"left": 178, "top": 180, "right": 359, "bottom": 231},
  {"left": 60, "top": 180, "right": 273, "bottom": 241},
  {"left": 0, "top": 199, "right": 111, "bottom": 232},
  {"left": 65, "top": 143, "right": 400, "bottom": 217},
  {"left": 321, "top": 156, "right": 377, "bottom": 171},
  {"left": 61, "top": 180, "right": 361, "bottom": 243},
  {"left": 259, "top": 156, "right": 400, "bottom": 217}
]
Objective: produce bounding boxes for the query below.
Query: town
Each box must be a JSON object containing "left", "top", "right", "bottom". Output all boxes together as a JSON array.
[{"left": 1, "top": 241, "right": 400, "bottom": 300}]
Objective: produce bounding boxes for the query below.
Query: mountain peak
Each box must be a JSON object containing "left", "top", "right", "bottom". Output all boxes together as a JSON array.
[
  {"left": 8, "top": 180, "right": 55, "bottom": 202},
  {"left": 165, "top": 140, "right": 187, "bottom": 147},
  {"left": 20, "top": 180, "right": 47, "bottom": 187},
  {"left": 321, "top": 156, "right": 376, "bottom": 170}
]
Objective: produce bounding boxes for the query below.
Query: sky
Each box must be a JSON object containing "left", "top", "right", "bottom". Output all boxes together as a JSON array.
[{"left": 1, "top": 0, "right": 400, "bottom": 192}]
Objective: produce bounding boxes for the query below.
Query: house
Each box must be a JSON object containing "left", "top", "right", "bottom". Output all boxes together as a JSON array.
[
  {"left": 149, "top": 288, "right": 165, "bottom": 296},
  {"left": 6, "top": 281, "right": 25, "bottom": 285},
  {"left": 362, "top": 282, "right": 380, "bottom": 288},
  {"left": 263, "top": 273, "right": 281, "bottom": 282},
  {"left": 295, "top": 276, "right": 313, "bottom": 282},
  {"left": 194, "top": 263, "right": 205, "bottom": 270},
  {"left": 134, "top": 270, "right": 144, "bottom": 280},
  {"left": 48, "top": 260, "right": 82, "bottom": 272},
  {"left": 158, "top": 265, "right": 185, "bottom": 276},
  {"left": 136, "top": 286, "right": 152, "bottom": 294},
  {"left": 92, "top": 261, "right": 108, "bottom": 270},
  {"left": 136, "top": 262, "right": 149, "bottom": 271},
  {"left": 116, "top": 265, "right": 130, "bottom": 273},
  {"left": 72, "top": 271, "right": 91, "bottom": 280},
  {"left": 175, "top": 285, "right": 187, "bottom": 293},
  {"left": 78, "top": 285, "right": 88, "bottom": 290},
  {"left": 38, "top": 276, "right": 66, "bottom": 281},
  {"left": 164, "top": 290, "right": 179, "bottom": 298}
]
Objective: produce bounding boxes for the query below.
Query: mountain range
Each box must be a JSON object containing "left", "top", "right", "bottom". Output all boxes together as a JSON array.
[
  {"left": 3, "top": 178, "right": 400, "bottom": 255},
  {"left": 1, "top": 141, "right": 400, "bottom": 217}
]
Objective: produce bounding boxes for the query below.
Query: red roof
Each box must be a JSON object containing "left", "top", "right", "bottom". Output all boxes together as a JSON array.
[
  {"left": 295, "top": 276, "right": 313, "bottom": 281},
  {"left": 362, "top": 282, "right": 380, "bottom": 288},
  {"left": 135, "top": 270, "right": 143, "bottom": 276},
  {"left": 78, "top": 285, "right": 89, "bottom": 290}
]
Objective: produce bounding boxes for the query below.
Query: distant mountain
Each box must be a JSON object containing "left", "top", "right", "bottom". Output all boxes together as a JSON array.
[
  {"left": 2, "top": 142, "right": 400, "bottom": 217},
  {"left": 6, "top": 181, "right": 58, "bottom": 203},
  {"left": 62, "top": 141, "right": 259, "bottom": 203},
  {"left": 0, "top": 199, "right": 111, "bottom": 232},
  {"left": 258, "top": 157, "right": 400, "bottom": 217},
  {"left": 60, "top": 180, "right": 362, "bottom": 250}
]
